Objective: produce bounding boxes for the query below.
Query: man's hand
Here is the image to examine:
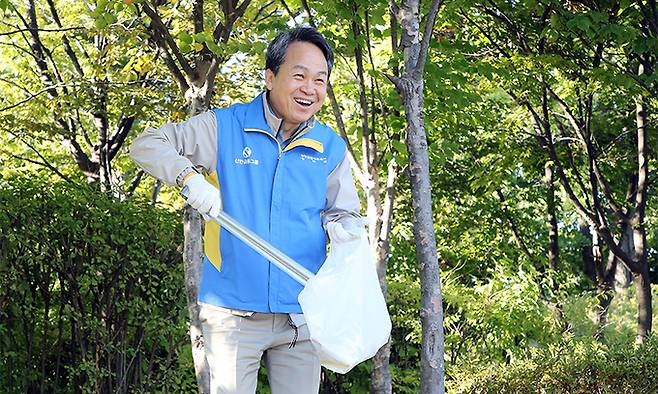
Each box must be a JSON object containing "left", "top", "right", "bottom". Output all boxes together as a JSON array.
[
  {"left": 326, "top": 221, "right": 363, "bottom": 243},
  {"left": 184, "top": 174, "right": 220, "bottom": 219}
]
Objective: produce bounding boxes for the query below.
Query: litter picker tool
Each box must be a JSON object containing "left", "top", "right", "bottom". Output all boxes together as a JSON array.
[
  {"left": 180, "top": 185, "right": 312, "bottom": 285},
  {"left": 180, "top": 185, "right": 391, "bottom": 374}
]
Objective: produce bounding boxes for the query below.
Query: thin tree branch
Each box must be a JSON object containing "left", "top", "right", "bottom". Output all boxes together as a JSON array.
[
  {"left": 3, "top": 130, "right": 74, "bottom": 183},
  {"left": 555, "top": 119, "right": 591, "bottom": 208},
  {"left": 125, "top": 170, "right": 144, "bottom": 197},
  {"left": 148, "top": 25, "right": 190, "bottom": 94},
  {"left": 349, "top": 0, "right": 373, "bottom": 173},
  {"left": 224, "top": 0, "right": 252, "bottom": 43},
  {"left": 108, "top": 116, "right": 135, "bottom": 162},
  {"left": 1, "top": 150, "right": 73, "bottom": 183},
  {"left": 252, "top": 1, "right": 276, "bottom": 22},
  {"left": 45, "top": 0, "right": 84, "bottom": 77},
  {"left": 0, "top": 41, "right": 39, "bottom": 65},
  {"left": 459, "top": 10, "right": 510, "bottom": 58},
  {"left": 279, "top": 0, "right": 297, "bottom": 21},
  {"left": 0, "top": 26, "right": 83, "bottom": 36},
  {"left": 141, "top": 1, "right": 194, "bottom": 75},
  {"left": 0, "top": 77, "right": 31, "bottom": 95},
  {"left": 108, "top": 65, "right": 156, "bottom": 158},
  {"left": 481, "top": 0, "right": 530, "bottom": 53},
  {"left": 0, "top": 82, "right": 73, "bottom": 112},
  {"left": 496, "top": 190, "right": 536, "bottom": 263},
  {"left": 75, "top": 107, "right": 93, "bottom": 147},
  {"left": 193, "top": 0, "right": 204, "bottom": 34},
  {"left": 414, "top": 0, "right": 442, "bottom": 78},
  {"left": 204, "top": 57, "right": 220, "bottom": 104},
  {"left": 24, "top": 0, "right": 57, "bottom": 96}
]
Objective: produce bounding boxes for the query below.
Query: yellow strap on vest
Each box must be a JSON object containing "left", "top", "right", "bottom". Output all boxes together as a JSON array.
[
  {"left": 283, "top": 138, "right": 324, "bottom": 153},
  {"left": 203, "top": 171, "right": 222, "bottom": 272}
]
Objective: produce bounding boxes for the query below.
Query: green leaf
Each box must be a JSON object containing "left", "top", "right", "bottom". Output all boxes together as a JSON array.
[
  {"left": 206, "top": 41, "right": 223, "bottom": 57},
  {"left": 179, "top": 43, "right": 191, "bottom": 53},
  {"left": 178, "top": 31, "right": 193, "bottom": 45},
  {"left": 566, "top": 15, "right": 591, "bottom": 33},
  {"left": 194, "top": 32, "right": 213, "bottom": 43},
  {"left": 391, "top": 139, "right": 407, "bottom": 155}
]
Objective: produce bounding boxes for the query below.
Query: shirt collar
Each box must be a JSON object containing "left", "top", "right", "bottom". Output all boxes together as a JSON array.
[{"left": 261, "top": 91, "right": 315, "bottom": 141}]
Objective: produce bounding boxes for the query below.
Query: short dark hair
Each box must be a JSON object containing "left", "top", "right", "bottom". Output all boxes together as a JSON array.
[{"left": 265, "top": 26, "right": 334, "bottom": 77}]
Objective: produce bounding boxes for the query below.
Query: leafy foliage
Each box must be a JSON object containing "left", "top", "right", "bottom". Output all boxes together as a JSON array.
[
  {"left": 0, "top": 172, "right": 187, "bottom": 392},
  {"left": 452, "top": 335, "right": 658, "bottom": 394}
]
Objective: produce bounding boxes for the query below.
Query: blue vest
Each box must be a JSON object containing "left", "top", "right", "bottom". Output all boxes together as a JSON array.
[{"left": 198, "top": 94, "right": 347, "bottom": 313}]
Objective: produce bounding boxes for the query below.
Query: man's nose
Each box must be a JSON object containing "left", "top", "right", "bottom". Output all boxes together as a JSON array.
[{"left": 300, "top": 79, "right": 313, "bottom": 94}]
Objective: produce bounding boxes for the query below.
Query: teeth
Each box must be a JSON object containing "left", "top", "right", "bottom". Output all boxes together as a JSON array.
[{"left": 295, "top": 98, "right": 312, "bottom": 106}]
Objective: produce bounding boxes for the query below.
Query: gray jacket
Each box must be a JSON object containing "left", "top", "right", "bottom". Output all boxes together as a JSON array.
[{"left": 130, "top": 92, "right": 362, "bottom": 228}]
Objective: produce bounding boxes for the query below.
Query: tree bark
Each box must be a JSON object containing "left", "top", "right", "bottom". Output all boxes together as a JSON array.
[
  {"left": 579, "top": 222, "right": 596, "bottom": 283},
  {"left": 634, "top": 266, "right": 652, "bottom": 343},
  {"left": 613, "top": 223, "right": 633, "bottom": 295},
  {"left": 182, "top": 91, "right": 213, "bottom": 394},
  {"left": 593, "top": 233, "right": 616, "bottom": 341},
  {"left": 392, "top": 0, "right": 445, "bottom": 391},
  {"left": 404, "top": 86, "right": 444, "bottom": 394},
  {"left": 632, "top": 79, "right": 651, "bottom": 343},
  {"left": 184, "top": 206, "right": 210, "bottom": 393},
  {"left": 370, "top": 160, "right": 398, "bottom": 394},
  {"left": 545, "top": 163, "right": 559, "bottom": 271}
]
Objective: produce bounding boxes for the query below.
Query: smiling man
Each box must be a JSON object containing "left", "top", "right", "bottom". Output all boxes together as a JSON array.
[{"left": 130, "top": 27, "right": 362, "bottom": 394}]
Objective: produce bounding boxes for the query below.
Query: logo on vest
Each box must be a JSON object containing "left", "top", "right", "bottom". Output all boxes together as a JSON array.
[
  {"left": 235, "top": 146, "right": 259, "bottom": 166},
  {"left": 300, "top": 153, "right": 327, "bottom": 164}
]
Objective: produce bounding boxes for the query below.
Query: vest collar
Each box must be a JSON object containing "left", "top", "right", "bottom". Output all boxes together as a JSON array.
[
  {"left": 243, "top": 92, "right": 317, "bottom": 139},
  {"left": 243, "top": 93, "right": 322, "bottom": 153}
]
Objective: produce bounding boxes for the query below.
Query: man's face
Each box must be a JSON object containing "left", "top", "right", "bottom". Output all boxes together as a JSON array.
[{"left": 265, "top": 41, "right": 328, "bottom": 131}]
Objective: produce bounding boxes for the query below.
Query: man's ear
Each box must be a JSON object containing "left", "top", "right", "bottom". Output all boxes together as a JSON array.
[{"left": 264, "top": 69, "right": 274, "bottom": 90}]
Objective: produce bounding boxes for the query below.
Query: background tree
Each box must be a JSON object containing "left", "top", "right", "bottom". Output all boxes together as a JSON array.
[
  {"left": 458, "top": 0, "right": 657, "bottom": 342},
  {"left": 388, "top": 0, "right": 445, "bottom": 391},
  {"left": 0, "top": 0, "right": 161, "bottom": 190}
]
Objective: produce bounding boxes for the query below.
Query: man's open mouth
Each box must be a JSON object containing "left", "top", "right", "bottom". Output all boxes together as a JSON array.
[{"left": 294, "top": 98, "right": 313, "bottom": 107}]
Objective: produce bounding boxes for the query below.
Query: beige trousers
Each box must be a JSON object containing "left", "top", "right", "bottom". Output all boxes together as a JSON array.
[{"left": 199, "top": 303, "right": 320, "bottom": 394}]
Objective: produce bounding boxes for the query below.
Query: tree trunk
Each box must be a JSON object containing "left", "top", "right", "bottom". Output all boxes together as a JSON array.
[
  {"left": 632, "top": 86, "right": 651, "bottom": 343},
  {"left": 180, "top": 89, "right": 213, "bottom": 393},
  {"left": 545, "top": 163, "right": 559, "bottom": 271},
  {"left": 370, "top": 160, "right": 398, "bottom": 394},
  {"left": 593, "top": 235, "right": 616, "bottom": 341},
  {"left": 403, "top": 83, "right": 444, "bottom": 394},
  {"left": 183, "top": 206, "right": 210, "bottom": 393},
  {"left": 393, "top": 0, "right": 444, "bottom": 391},
  {"left": 634, "top": 266, "right": 652, "bottom": 343},
  {"left": 579, "top": 222, "right": 596, "bottom": 283},
  {"left": 613, "top": 223, "right": 633, "bottom": 295}
]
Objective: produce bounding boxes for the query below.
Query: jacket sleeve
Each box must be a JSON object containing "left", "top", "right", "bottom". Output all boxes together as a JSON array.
[
  {"left": 129, "top": 110, "right": 218, "bottom": 186},
  {"left": 324, "top": 152, "right": 364, "bottom": 229}
]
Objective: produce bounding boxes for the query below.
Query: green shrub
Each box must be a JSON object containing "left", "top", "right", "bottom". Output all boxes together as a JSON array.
[
  {"left": 452, "top": 336, "right": 658, "bottom": 393},
  {"left": 0, "top": 173, "right": 188, "bottom": 393}
]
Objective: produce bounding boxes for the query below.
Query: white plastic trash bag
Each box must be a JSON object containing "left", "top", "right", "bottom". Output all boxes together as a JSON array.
[{"left": 298, "top": 222, "right": 392, "bottom": 374}]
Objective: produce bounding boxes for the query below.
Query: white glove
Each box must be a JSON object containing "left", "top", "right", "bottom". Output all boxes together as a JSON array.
[
  {"left": 327, "top": 221, "right": 364, "bottom": 243},
  {"left": 183, "top": 174, "right": 220, "bottom": 219}
]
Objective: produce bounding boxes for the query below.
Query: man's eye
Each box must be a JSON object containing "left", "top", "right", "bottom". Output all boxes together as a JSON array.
[
  {"left": 315, "top": 79, "right": 326, "bottom": 85},
  {"left": 294, "top": 74, "right": 304, "bottom": 79}
]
